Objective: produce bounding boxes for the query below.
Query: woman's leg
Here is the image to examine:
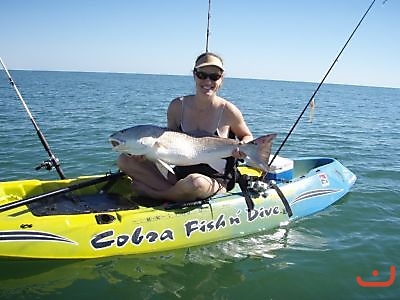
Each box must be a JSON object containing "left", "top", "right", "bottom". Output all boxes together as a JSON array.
[
  {"left": 131, "top": 173, "right": 227, "bottom": 202},
  {"left": 117, "top": 154, "right": 174, "bottom": 191},
  {"left": 118, "top": 154, "right": 227, "bottom": 202}
]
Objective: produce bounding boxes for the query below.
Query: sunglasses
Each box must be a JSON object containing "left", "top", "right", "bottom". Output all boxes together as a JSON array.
[{"left": 194, "top": 70, "right": 223, "bottom": 81}]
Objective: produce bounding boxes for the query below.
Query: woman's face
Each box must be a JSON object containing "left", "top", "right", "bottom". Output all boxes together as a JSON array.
[{"left": 194, "top": 66, "right": 224, "bottom": 97}]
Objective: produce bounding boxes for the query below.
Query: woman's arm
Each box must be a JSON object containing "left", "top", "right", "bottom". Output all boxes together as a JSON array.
[
  {"left": 167, "top": 98, "right": 182, "bottom": 131},
  {"left": 226, "top": 101, "right": 253, "bottom": 143}
]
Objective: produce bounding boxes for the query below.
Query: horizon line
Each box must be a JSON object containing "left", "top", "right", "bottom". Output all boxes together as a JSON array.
[{"left": 5, "top": 68, "right": 399, "bottom": 90}]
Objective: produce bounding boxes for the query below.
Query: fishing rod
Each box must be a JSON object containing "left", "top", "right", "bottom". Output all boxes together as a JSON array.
[
  {"left": 205, "top": 0, "right": 212, "bottom": 52},
  {"left": 268, "top": 0, "right": 377, "bottom": 168},
  {"left": 0, "top": 172, "right": 123, "bottom": 213},
  {"left": 0, "top": 57, "right": 66, "bottom": 179}
]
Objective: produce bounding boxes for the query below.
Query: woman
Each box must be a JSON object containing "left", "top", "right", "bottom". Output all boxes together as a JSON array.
[{"left": 117, "top": 52, "right": 253, "bottom": 202}]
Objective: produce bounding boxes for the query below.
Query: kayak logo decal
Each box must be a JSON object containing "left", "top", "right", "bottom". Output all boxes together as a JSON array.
[
  {"left": 91, "top": 227, "right": 175, "bottom": 250},
  {"left": 291, "top": 189, "right": 341, "bottom": 204},
  {"left": 318, "top": 173, "right": 330, "bottom": 186},
  {"left": 184, "top": 207, "right": 280, "bottom": 238},
  {"left": 184, "top": 214, "right": 227, "bottom": 238},
  {"left": 0, "top": 230, "right": 77, "bottom": 244},
  {"left": 90, "top": 206, "right": 282, "bottom": 250}
]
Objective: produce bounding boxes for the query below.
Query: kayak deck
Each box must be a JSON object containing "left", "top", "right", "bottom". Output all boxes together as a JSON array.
[
  {"left": 0, "top": 157, "right": 356, "bottom": 259},
  {"left": 28, "top": 192, "right": 139, "bottom": 216},
  {"left": 16, "top": 158, "right": 329, "bottom": 216}
]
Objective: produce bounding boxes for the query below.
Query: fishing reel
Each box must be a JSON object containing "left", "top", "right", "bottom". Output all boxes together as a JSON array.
[
  {"left": 35, "top": 157, "right": 66, "bottom": 179},
  {"left": 35, "top": 158, "right": 59, "bottom": 171}
]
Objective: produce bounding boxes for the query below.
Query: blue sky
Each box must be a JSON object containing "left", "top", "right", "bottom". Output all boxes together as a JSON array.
[{"left": 1, "top": 0, "right": 398, "bottom": 88}]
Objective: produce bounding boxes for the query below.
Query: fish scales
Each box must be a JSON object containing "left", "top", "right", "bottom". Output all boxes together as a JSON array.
[
  {"left": 110, "top": 125, "right": 276, "bottom": 173},
  {"left": 158, "top": 132, "right": 238, "bottom": 157}
]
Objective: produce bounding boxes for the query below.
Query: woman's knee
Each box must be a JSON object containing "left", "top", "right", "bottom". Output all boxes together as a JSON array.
[
  {"left": 117, "top": 154, "right": 144, "bottom": 173},
  {"left": 184, "top": 173, "right": 222, "bottom": 196},
  {"left": 184, "top": 174, "right": 205, "bottom": 190}
]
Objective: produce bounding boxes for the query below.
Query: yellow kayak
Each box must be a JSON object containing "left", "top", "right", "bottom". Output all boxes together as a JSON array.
[{"left": 0, "top": 157, "right": 356, "bottom": 259}]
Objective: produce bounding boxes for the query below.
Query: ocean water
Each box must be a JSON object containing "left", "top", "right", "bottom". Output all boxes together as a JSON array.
[{"left": 0, "top": 71, "right": 399, "bottom": 299}]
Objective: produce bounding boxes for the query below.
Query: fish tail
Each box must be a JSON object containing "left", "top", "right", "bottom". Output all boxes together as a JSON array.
[{"left": 242, "top": 133, "right": 277, "bottom": 172}]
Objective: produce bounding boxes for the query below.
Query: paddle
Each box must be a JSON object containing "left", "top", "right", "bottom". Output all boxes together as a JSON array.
[{"left": 0, "top": 172, "right": 124, "bottom": 213}]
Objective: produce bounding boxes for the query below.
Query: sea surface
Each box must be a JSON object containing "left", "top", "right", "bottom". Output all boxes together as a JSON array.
[{"left": 0, "top": 71, "right": 399, "bottom": 299}]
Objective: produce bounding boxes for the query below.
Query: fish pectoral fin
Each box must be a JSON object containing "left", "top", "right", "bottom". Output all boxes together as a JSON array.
[
  {"left": 208, "top": 159, "right": 226, "bottom": 175},
  {"left": 153, "top": 141, "right": 169, "bottom": 152},
  {"left": 156, "top": 159, "right": 175, "bottom": 178}
]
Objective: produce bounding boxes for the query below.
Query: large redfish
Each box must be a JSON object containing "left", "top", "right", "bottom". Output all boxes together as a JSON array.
[{"left": 109, "top": 125, "right": 276, "bottom": 174}]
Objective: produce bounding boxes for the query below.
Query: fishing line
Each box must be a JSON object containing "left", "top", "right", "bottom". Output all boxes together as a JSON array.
[
  {"left": 0, "top": 57, "right": 66, "bottom": 179},
  {"left": 268, "top": 0, "right": 377, "bottom": 168},
  {"left": 205, "top": 0, "right": 212, "bottom": 52}
]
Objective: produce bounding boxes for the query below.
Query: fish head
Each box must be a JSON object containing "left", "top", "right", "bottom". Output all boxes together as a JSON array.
[
  {"left": 109, "top": 125, "right": 167, "bottom": 155},
  {"left": 109, "top": 130, "right": 130, "bottom": 153}
]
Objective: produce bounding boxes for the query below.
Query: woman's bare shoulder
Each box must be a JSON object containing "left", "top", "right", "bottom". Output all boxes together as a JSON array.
[
  {"left": 220, "top": 98, "right": 243, "bottom": 118},
  {"left": 169, "top": 95, "right": 193, "bottom": 107}
]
